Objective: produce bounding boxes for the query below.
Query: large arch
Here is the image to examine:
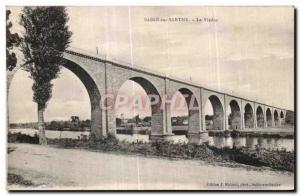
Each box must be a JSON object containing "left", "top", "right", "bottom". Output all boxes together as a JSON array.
[
  {"left": 174, "top": 88, "right": 200, "bottom": 134},
  {"left": 266, "top": 108, "right": 272, "bottom": 127},
  {"left": 244, "top": 103, "right": 254, "bottom": 128},
  {"left": 205, "top": 95, "right": 224, "bottom": 130},
  {"left": 256, "top": 106, "right": 264, "bottom": 128},
  {"left": 8, "top": 57, "right": 103, "bottom": 138},
  {"left": 274, "top": 110, "right": 279, "bottom": 126},
  {"left": 61, "top": 59, "right": 102, "bottom": 137},
  {"left": 115, "top": 76, "right": 163, "bottom": 136},
  {"left": 227, "top": 100, "right": 241, "bottom": 130}
]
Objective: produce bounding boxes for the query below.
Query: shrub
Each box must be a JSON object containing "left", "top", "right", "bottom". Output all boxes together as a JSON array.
[
  {"left": 231, "top": 130, "right": 240, "bottom": 138},
  {"left": 207, "top": 145, "right": 294, "bottom": 172},
  {"left": 8, "top": 132, "right": 39, "bottom": 144},
  {"left": 7, "top": 173, "right": 34, "bottom": 186}
]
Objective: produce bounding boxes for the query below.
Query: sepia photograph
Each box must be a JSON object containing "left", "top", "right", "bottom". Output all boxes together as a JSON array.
[{"left": 6, "top": 6, "right": 295, "bottom": 191}]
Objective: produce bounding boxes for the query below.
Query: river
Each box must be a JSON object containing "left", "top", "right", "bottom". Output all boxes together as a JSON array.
[{"left": 9, "top": 128, "right": 294, "bottom": 151}]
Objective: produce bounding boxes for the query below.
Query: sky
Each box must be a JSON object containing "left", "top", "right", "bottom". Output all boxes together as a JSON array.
[{"left": 8, "top": 6, "right": 294, "bottom": 123}]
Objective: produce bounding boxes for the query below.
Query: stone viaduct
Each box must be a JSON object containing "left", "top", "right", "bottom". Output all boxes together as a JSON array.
[{"left": 8, "top": 48, "right": 290, "bottom": 143}]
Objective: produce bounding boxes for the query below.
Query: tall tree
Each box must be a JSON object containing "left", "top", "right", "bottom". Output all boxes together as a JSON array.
[
  {"left": 20, "top": 7, "right": 72, "bottom": 145},
  {"left": 6, "top": 10, "right": 21, "bottom": 71}
]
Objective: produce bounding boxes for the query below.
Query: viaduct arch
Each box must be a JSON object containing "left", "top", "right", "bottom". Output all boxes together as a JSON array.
[
  {"left": 244, "top": 103, "right": 254, "bottom": 128},
  {"left": 256, "top": 106, "right": 265, "bottom": 128},
  {"left": 115, "top": 77, "right": 164, "bottom": 136},
  {"left": 274, "top": 110, "right": 279, "bottom": 126},
  {"left": 266, "top": 108, "right": 272, "bottom": 127},
  {"left": 227, "top": 100, "right": 241, "bottom": 130},
  {"left": 174, "top": 88, "right": 200, "bottom": 135}
]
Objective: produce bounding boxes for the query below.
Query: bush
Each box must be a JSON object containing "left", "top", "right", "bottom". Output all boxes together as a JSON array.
[
  {"left": 231, "top": 130, "right": 240, "bottom": 138},
  {"left": 7, "top": 173, "right": 34, "bottom": 186},
  {"left": 8, "top": 132, "right": 39, "bottom": 144},
  {"left": 224, "top": 130, "right": 231, "bottom": 137},
  {"left": 208, "top": 145, "right": 294, "bottom": 172}
]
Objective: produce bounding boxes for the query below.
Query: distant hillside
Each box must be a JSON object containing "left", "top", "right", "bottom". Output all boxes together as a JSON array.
[{"left": 9, "top": 122, "right": 38, "bottom": 129}]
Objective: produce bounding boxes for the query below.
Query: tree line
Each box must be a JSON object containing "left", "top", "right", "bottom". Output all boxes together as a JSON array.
[{"left": 10, "top": 119, "right": 91, "bottom": 132}]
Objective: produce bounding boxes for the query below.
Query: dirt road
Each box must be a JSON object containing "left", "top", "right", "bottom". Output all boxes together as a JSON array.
[{"left": 7, "top": 143, "right": 294, "bottom": 190}]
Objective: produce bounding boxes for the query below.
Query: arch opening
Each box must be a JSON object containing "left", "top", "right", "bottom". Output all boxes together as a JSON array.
[
  {"left": 205, "top": 95, "right": 224, "bottom": 130},
  {"left": 266, "top": 108, "right": 272, "bottom": 127},
  {"left": 171, "top": 88, "right": 199, "bottom": 135},
  {"left": 62, "top": 59, "right": 102, "bottom": 136},
  {"left": 115, "top": 77, "right": 162, "bottom": 136},
  {"left": 8, "top": 58, "right": 102, "bottom": 137},
  {"left": 256, "top": 106, "right": 264, "bottom": 128},
  {"left": 227, "top": 100, "right": 241, "bottom": 130},
  {"left": 244, "top": 103, "right": 254, "bottom": 128},
  {"left": 274, "top": 110, "right": 279, "bottom": 126},
  {"left": 280, "top": 111, "right": 285, "bottom": 126},
  {"left": 280, "top": 111, "right": 284, "bottom": 118}
]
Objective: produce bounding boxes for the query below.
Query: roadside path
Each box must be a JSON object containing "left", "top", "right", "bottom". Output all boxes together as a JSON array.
[{"left": 7, "top": 143, "right": 294, "bottom": 190}]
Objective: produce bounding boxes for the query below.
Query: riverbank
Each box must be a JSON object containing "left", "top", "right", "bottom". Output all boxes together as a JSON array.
[
  {"left": 8, "top": 128, "right": 294, "bottom": 151},
  {"left": 7, "top": 143, "right": 294, "bottom": 190},
  {"left": 8, "top": 132, "right": 295, "bottom": 172},
  {"left": 208, "top": 129, "right": 294, "bottom": 139}
]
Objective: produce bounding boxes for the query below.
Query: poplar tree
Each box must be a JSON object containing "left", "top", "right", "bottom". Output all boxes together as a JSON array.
[{"left": 20, "top": 7, "right": 72, "bottom": 144}]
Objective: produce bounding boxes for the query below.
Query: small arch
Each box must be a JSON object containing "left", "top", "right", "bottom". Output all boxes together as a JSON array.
[
  {"left": 274, "top": 110, "right": 279, "bottom": 126},
  {"left": 280, "top": 111, "right": 284, "bottom": 118},
  {"left": 205, "top": 95, "right": 224, "bottom": 130},
  {"left": 256, "top": 106, "right": 264, "bottom": 128},
  {"left": 266, "top": 108, "right": 272, "bottom": 127},
  {"left": 227, "top": 100, "right": 241, "bottom": 130},
  {"left": 244, "top": 103, "right": 254, "bottom": 128}
]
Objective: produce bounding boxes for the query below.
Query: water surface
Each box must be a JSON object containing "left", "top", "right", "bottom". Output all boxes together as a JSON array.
[{"left": 9, "top": 128, "right": 294, "bottom": 151}]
